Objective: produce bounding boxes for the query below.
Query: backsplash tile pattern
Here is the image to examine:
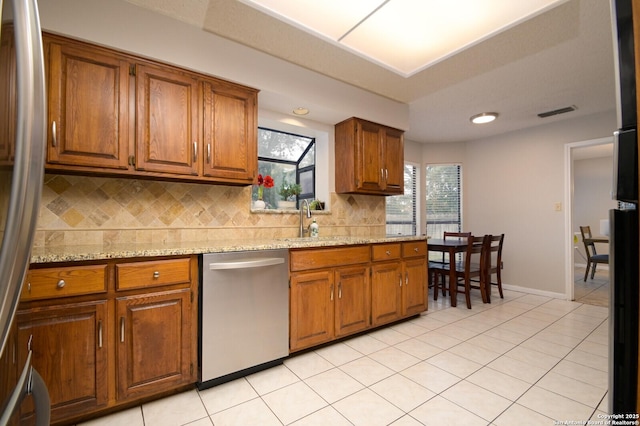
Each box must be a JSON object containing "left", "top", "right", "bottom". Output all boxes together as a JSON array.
[{"left": 33, "top": 174, "right": 386, "bottom": 248}]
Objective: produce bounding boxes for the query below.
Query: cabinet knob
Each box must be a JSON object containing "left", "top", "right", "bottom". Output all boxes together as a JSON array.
[
  {"left": 385, "top": 250, "right": 391, "bottom": 256},
  {"left": 27, "top": 282, "right": 31, "bottom": 293},
  {"left": 153, "top": 271, "right": 160, "bottom": 279},
  {"left": 414, "top": 247, "right": 419, "bottom": 253},
  {"left": 57, "top": 279, "right": 66, "bottom": 288}
]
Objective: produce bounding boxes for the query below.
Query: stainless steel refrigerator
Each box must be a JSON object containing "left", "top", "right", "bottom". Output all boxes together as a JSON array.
[
  {"left": 0, "top": 0, "right": 49, "bottom": 423},
  {"left": 609, "top": 0, "right": 639, "bottom": 414}
]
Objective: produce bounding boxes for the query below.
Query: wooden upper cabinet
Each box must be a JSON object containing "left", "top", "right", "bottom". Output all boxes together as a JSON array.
[
  {"left": 46, "top": 38, "right": 130, "bottom": 170},
  {"left": 41, "top": 33, "right": 259, "bottom": 185},
  {"left": 135, "top": 63, "right": 200, "bottom": 176},
  {"left": 335, "top": 117, "right": 404, "bottom": 195},
  {"left": 202, "top": 78, "right": 257, "bottom": 184}
]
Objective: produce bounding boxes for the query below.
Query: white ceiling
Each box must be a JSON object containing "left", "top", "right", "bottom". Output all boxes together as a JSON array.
[
  {"left": 237, "top": 0, "right": 568, "bottom": 77},
  {"left": 123, "top": 0, "right": 617, "bottom": 143}
]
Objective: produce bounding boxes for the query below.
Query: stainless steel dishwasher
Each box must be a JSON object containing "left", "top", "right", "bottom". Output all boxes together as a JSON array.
[{"left": 198, "top": 249, "right": 289, "bottom": 389}]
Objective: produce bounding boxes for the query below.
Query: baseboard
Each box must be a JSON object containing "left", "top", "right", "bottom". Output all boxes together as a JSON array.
[{"left": 502, "top": 283, "right": 566, "bottom": 300}]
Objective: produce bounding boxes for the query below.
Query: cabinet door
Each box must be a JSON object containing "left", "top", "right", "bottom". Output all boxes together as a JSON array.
[
  {"left": 371, "top": 261, "right": 402, "bottom": 326},
  {"left": 290, "top": 270, "right": 335, "bottom": 351},
  {"left": 334, "top": 266, "right": 371, "bottom": 337},
  {"left": 356, "top": 119, "right": 384, "bottom": 192},
  {"left": 382, "top": 127, "right": 404, "bottom": 194},
  {"left": 136, "top": 63, "right": 200, "bottom": 176},
  {"left": 16, "top": 301, "right": 108, "bottom": 424},
  {"left": 116, "top": 289, "right": 193, "bottom": 401},
  {"left": 403, "top": 258, "right": 427, "bottom": 316},
  {"left": 202, "top": 79, "right": 257, "bottom": 183},
  {"left": 47, "top": 40, "right": 130, "bottom": 169}
]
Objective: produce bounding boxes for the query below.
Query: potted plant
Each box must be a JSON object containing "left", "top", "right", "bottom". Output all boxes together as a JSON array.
[{"left": 277, "top": 180, "right": 301, "bottom": 209}]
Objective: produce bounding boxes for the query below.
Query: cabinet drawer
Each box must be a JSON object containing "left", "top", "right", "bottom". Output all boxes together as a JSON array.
[
  {"left": 290, "top": 246, "right": 370, "bottom": 271},
  {"left": 371, "top": 243, "right": 401, "bottom": 261},
  {"left": 22, "top": 264, "right": 107, "bottom": 301},
  {"left": 116, "top": 257, "right": 191, "bottom": 291},
  {"left": 403, "top": 241, "right": 428, "bottom": 258}
]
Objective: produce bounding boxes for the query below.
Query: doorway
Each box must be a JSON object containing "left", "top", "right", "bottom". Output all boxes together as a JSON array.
[{"left": 564, "top": 136, "right": 614, "bottom": 303}]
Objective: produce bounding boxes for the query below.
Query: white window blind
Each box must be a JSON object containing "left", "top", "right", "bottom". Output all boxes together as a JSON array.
[
  {"left": 426, "top": 164, "right": 462, "bottom": 238},
  {"left": 386, "top": 164, "right": 417, "bottom": 236}
]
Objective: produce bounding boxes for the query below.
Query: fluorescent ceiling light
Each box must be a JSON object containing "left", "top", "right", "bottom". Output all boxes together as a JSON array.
[
  {"left": 470, "top": 112, "right": 498, "bottom": 124},
  {"left": 239, "top": 0, "right": 567, "bottom": 77}
]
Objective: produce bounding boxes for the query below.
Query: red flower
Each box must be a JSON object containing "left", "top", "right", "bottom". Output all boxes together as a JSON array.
[{"left": 256, "top": 174, "right": 274, "bottom": 188}]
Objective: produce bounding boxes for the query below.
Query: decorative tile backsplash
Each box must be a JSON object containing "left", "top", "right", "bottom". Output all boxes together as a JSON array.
[{"left": 32, "top": 174, "right": 387, "bottom": 248}]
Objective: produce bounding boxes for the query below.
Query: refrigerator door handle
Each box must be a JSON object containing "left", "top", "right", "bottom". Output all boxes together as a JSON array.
[
  {"left": 0, "top": 352, "right": 50, "bottom": 426},
  {"left": 612, "top": 130, "right": 620, "bottom": 200},
  {"left": 0, "top": 0, "right": 47, "bottom": 357}
]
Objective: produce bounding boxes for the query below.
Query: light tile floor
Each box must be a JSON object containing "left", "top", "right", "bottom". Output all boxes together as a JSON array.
[
  {"left": 78, "top": 286, "right": 610, "bottom": 426},
  {"left": 574, "top": 266, "right": 609, "bottom": 307}
]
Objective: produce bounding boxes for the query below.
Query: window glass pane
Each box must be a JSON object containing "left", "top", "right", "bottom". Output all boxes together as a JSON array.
[
  {"left": 258, "top": 128, "right": 313, "bottom": 162},
  {"left": 253, "top": 161, "right": 295, "bottom": 209},
  {"left": 299, "top": 145, "right": 315, "bottom": 168},
  {"left": 386, "top": 164, "right": 417, "bottom": 236},
  {"left": 426, "top": 164, "right": 462, "bottom": 238},
  {"left": 254, "top": 128, "right": 316, "bottom": 210}
]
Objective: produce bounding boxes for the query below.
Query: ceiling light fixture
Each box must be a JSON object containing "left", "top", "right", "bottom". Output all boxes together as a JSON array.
[
  {"left": 292, "top": 107, "right": 309, "bottom": 116},
  {"left": 470, "top": 112, "right": 498, "bottom": 124}
]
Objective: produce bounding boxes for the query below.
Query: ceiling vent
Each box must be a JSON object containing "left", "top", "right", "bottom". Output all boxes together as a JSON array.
[{"left": 537, "top": 105, "right": 577, "bottom": 118}]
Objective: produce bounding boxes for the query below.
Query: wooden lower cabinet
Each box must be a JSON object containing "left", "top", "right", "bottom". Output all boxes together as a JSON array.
[
  {"left": 290, "top": 265, "right": 371, "bottom": 351},
  {"left": 116, "top": 289, "right": 193, "bottom": 400},
  {"left": 290, "top": 241, "right": 427, "bottom": 352},
  {"left": 290, "top": 270, "right": 335, "bottom": 350},
  {"left": 371, "top": 261, "right": 403, "bottom": 326},
  {"left": 16, "top": 300, "right": 108, "bottom": 424},
  {"left": 403, "top": 257, "right": 427, "bottom": 316},
  {"left": 17, "top": 255, "right": 197, "bottom": 425}
]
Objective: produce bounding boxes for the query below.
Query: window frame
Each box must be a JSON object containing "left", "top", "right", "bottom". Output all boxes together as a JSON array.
[{"left": 385, "top": 163, "right": 418, "bottom": 236}]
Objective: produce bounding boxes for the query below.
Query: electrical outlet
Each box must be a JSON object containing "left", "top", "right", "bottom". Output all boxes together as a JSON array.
[{"left": 554, "top": 202, "right": 562, "bottom": 212}]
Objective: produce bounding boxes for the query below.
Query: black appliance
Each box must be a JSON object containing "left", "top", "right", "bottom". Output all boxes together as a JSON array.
[
  {"left": 0, "top": 0, "right": 49, "bottom": 424},
  {"left": 610, "top": 0, "right": 640, "bottom": 414}
]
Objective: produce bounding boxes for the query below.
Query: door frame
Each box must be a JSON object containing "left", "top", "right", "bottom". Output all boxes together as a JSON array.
[{"left": 564, "top": 135, "right": 614, "bottom": 300}]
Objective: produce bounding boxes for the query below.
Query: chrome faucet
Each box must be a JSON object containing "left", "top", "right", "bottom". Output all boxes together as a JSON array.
[{"left": 299, "top": 199, "right": 311, "bottom": 237}]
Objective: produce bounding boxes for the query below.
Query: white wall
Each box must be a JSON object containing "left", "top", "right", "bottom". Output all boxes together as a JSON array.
[{"left": 451, "top": 110, "right": 616, "bottom": 295}]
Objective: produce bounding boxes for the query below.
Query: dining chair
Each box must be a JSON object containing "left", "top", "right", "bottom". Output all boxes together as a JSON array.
[
  {"left": 432, "top": 234, "right": 489, "bottom": 309},
  {"left": 429, "top": 232, "right": 471, "bottom": 298},
  {"left": 579, "top": 226, "right": 609, "bottom": 281},
  {"left": 484, "top": 234, "right": 505, "bottom": 301}
]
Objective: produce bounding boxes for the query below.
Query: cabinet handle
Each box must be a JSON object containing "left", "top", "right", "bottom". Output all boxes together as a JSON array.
[
  {"left": 120, "top": 317, "right": 125, "bottom": 343},
  {"left": 153, "top": 271, "right": 160, "bottom": 279},
  {"left": 338, "top": 283, "right": 342, "bottom": 299},
  {"left": 399, "top": 275, "right": 402, "bottom": 287},
  {"left": 51, "top": 121, "right": 57, "bottom": 147},
  {"left": 405, "top": 273, "right": 409, "bottom": 286},
  {"left": 207, "top": 143, "right": 211, "bottom": 164},
  {"left": 98, "top": 320, "right": 103, "bottom": 348},
  {"left": 57, "top": 279, "right": 65, "bottom": 288},
  {"left": 193, "top": 141, "right": 198, "bottom": 162},
  {"left": 385, "top": 168, "right": 388, "bottom": 181},
  {"left": 330, "top": 284, "right": 334, "bottom": 301},
  {"left": 27, "top": 282, "right": 31, "bottom": 293},
  {"left": 380, "top": 168, "right": 384, "bottom": 182}
]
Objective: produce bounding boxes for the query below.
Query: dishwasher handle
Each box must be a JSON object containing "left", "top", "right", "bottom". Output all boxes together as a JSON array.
[{"left": 208, "top": 257, "right": 285, "bottom": 270}]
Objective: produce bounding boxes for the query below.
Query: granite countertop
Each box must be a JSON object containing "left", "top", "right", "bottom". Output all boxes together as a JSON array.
[{"left": 30, "top": 235, "right": 429, "bottom": 264}]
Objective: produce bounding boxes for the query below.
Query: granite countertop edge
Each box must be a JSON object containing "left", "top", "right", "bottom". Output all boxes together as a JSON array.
[{"left": 30, "top": 235, "right": 429, "bottom": 264}]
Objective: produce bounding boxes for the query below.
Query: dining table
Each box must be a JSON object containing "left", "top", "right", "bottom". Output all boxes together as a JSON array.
[{"left": 427, "top": 238, "right": 470, "bottom": 307}]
